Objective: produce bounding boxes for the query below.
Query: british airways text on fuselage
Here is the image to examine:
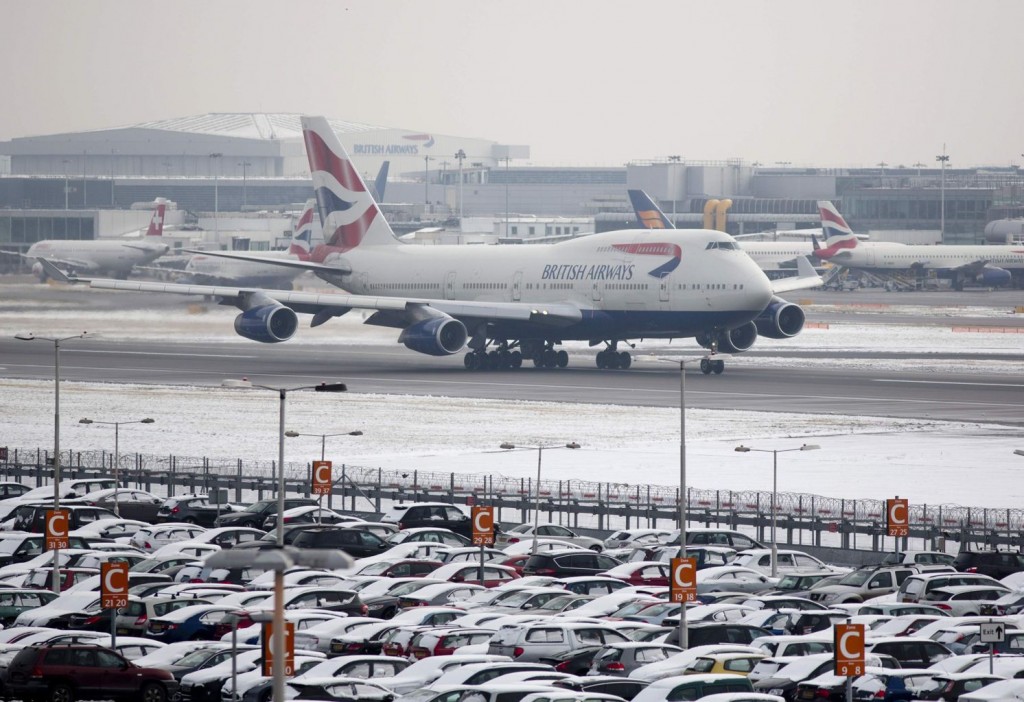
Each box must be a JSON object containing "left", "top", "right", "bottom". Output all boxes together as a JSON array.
[{"left": 541, "top": 263, "right": 635, "bottom": 281}]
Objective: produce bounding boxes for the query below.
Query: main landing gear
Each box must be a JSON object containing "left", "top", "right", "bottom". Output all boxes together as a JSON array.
[
  {"left": 594, "top": 340, "right": 633, "bottom": 370},
  {"left": 528, "top": 341, "right": 568, "bottom": 369},
  {"left": 463, "top": 344, "right": 523, "bottom": 371},
  {"left": 700, "top": 357, "right": 726, "bottom": 375},
  {"left": 463, "top": 340, "right": 569, "bottom": 370}
]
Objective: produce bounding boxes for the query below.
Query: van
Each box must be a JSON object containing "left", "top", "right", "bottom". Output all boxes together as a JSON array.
[{"left": 632, "top": 673, "right": 755, "bottom": 702}]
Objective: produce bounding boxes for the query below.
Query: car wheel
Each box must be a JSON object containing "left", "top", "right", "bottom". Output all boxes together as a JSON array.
[
  {"left": 184, "top": 517, "right": 197, "bottom": 525},
  {"left": 49, "top": 683, "right": 75, "bottom": 702},
  {"left": 589, "top": 545, "right": 602, "bottom": 552},
  {"left": 140, "top": 683, "right": 167, "bottom": 702}
]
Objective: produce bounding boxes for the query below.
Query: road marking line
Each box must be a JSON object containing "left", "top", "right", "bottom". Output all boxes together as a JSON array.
[{"left": 874, "top": 379, "right": 1024, "bottom": 388}]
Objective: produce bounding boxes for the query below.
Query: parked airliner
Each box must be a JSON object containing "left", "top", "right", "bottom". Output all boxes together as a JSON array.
[
  {"left": 817, "top": 200, "right": 1024, "bottom": 289},
  {"left": 42, "top": 117, "right": 820, "bottom": 374},
  {"left": 628, "top": 190, "right": 822, "bottom": 278},
  {"left": 179, "top": 200, "right": 317, "bottom": 289},
  {"left": 5, "top": 201, "right": 169, "bottom": 281}
]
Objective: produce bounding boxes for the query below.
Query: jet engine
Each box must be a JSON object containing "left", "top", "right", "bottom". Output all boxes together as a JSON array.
[
  {"left": 398, "top": 316, "right": 468, "bottom": 356},
  {"left": 234, "top": 302, "right": 298, "bottom": 343},
  {"left": 696, "top": 321, "right": 758, "bottom": 354},
  {"left": 980, "top": 266, "right": 1012, "bottom": 286},
  {"left": 754, "top": 296, "right": 805, "bottom": 339}
]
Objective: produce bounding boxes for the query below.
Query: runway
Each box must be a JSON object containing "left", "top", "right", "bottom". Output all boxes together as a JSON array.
[{"left": 2, "top": 282, "right": 1022, "bottom": 426}]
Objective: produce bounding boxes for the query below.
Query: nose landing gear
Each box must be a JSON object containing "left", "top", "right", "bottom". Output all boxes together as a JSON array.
[{"left": 700, "top": 357, "right": 726, "bottom": 375}]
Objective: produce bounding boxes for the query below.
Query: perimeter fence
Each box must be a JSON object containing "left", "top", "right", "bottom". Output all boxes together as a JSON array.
[{"left": 1, "top": 446, "right": 1020, "bottom": 555}]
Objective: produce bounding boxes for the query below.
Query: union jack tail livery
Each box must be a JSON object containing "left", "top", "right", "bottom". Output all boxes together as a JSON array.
[
  {"left": 289, "top": 199, "right": 316, "bottom": 260},
  {"left": 816, "top": 200, "right": 858, "bottom": 259},
  {"left": 144, "top": 202, "right": 166, "bottom": 237},
  {"left": 301, "top": 116, "right": 399, "bottom": 255}
]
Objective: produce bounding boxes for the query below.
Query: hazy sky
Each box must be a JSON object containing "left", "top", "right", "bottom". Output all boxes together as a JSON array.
[{"left": 2, "top": 1, "right": 1022, "bottom": 168}]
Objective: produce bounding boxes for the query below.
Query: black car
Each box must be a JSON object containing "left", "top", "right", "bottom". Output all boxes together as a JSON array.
[
  {"left": 522, "top": 549, "right": 622, "bottom": 578},
  {"left": 662, "top": 621, "right": 772, "bottom": 648},
  {"left": 212, "top": 497, "right": 317, "bottom": 529},
  {"left": 156, "top": 496, "right": 225, "bottom": 527},
  {"left": 552, "top": 676, "right": 650, "bottom": 701},
  {"left": 11, "top": 504, "right": 117, "bottom": 532},
  {"left": 915, "top": 673, "right": 1005, "bottom": 701},
  {"left": 0, "top": 534, "right": 91, "bottom": 567},
  {"left": 232, "top": 523, "right": 337, "bottom": 551},
  {"left": 0, "top": 589, "right": 59, "bottom": 627},
  {"left": 381, "top": 502, "right": 479, "bottom": 538},
  {"left": 953, "top": 550, "right": 1024, "bottom": 579},
  {"left": 290, "top": 527, "right": 390, "bottom": 558}
]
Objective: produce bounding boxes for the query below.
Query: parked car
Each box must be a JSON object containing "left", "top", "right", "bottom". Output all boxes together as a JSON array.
[
  {"left": 381, "top": 502, "right": 476, "bottom": 538},
  {"left": 603, "top": 529, "right": 674, "bottom": 550},
  {"left": 953, "top": 550, "right": 1024, "bottom": 579},
  {"left": 130, "top": 524, "right": 208, "bottom": 552},
  {"left": 808, "top": 565, "right": 919, "bottom": 604},
  {"left": 156, "top": 495, "right": 230, "bottom": 527},
  {"left": 498, "top": 523, "right": 604, "bottom": 551},
  {"left": 64, "top": 488, "right": 164, "bottom": 522},
  {"left": 488, "top": 621, "right": 631, "bottom": 662},
  {"left": 212, "top": 497, "right": 317, "bottom": 529},
  {"left": 6, "top": 644, "right": 177, "bottom": 702},
  {"left": 11, "top": 503, "right": 118, "bottom": 532},
  {"left": 588, "top": 642, "right": 682, "bottom": 677},
  {"left": 290, "top": 526, "right": 391, "bottom": 558},
  {"left": 896, "top": 572, "right": 1008, "bottom": 603},
  {"left": 522, "top": 549, "right": 622, "bottom": 578}
]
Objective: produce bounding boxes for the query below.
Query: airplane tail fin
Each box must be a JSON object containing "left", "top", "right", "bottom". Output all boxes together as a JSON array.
[
  {"left": 289, "top": 199, "right": 316, "bottom": 260},
  {"left": 627, "top": 190, "right": 675, "bottom": 230},
  {"left": 145, "top": 202, "right": 167, "bottom": 237},
  {"left": 301, "top": 116, "right": 399, "bottom": 250},
  {"left": 816, "top": 200, "right": 857, "bottom": 258},
  {"left": 371, "top": 161, "right": 390, "bottom": 202}
]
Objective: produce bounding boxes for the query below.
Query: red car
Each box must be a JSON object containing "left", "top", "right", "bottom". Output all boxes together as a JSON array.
[
  {"left": 355, "top": 559, "right": 444, "bottom": 578},
  {"left": 600, "top": 561, "right": 670, "bottom": 587},
  {"left": 499, "top": 555, "right": 530, "bottom": 575}
]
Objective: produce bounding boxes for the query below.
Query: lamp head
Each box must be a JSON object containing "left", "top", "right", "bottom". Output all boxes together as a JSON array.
[
  {"left": 349, "top": 431, "right": 364, "bottom": 436},
  {"left": 1015, "top": 449, "right": 1024, "bottom": 457},
  {"left": 734, "top": 446, "right": 751, "bottom": 453},
  {"left": 14, "top": 333, "right": 35, "bottom": 341},
  {"left": 141, "top": 418, "right": 155, "bottom": 424},
  {"left": 284, "top": 431, "right": 300, "bottom": 438},
  {"left": 565, "top": 442, "right": 581, "bottom": 450},
  {"left": 800, "top": 444, "right": 821, "bottom": 451},
  {"left": 315, "top": 383, "right": 348, "bottom": 393},
  {"left": 500, "top": 443, "right": 515, "bottom": 450},
  {"left": 79, "top": 418, "right": 93, "bottom": 425}
]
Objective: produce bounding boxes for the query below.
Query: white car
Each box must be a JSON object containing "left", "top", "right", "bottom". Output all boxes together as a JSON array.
[
  {"left": 731, "top": 549, "right": 843, "bottom": 575},
  {"left": 604, "top": 529, "right": 674, "bottom": 549},
  {"left": 130, "top": 523, "right": 207, "bottom": 552},
  {"left": 696, "top": 565, "right": 777, "bottom": 594},
  {"left": 498, "top": 523, "right": 604, "bottom": 551},
  {"left": 502, "top": 539, "right": 586, "bottom": 556}
]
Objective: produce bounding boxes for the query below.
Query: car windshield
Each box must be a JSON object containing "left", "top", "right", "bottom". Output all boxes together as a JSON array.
[
  {"left": 539, "top": 595, "right": 583, "bottom": 611},
  {"left": 173, "top": 648, "right": 221, "bottom": 666},
  {"left": 359, "top": 561, "right": 394, "bottom": 575},
  {"left": 776, "top": 575, "right": 803, "bottom": 589},
  {"left": 391, "top": 581, "right": 435, "bottom": 596},
  {"left": 247, "top": 500, "right": 274, "bottom": 514},
  {"left": 493, "top": 590, "right": 537, "bottom": 607},
  {"left": 838, "top": 570, "right": 873, "bottom": 587}
]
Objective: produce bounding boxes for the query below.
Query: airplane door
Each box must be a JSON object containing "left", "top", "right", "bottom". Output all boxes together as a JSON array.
[
  {"left": 591, "top": 282, "right": 602, "bottom": 303},
  {"left": 512, "top": 271, "right": 523, "bottom": 301},
  {"left": 445, "top": 271, "right": 457, "bottom": 300},
  {"left": 660, "top": 280, "right": 670, "bottom": 302}
]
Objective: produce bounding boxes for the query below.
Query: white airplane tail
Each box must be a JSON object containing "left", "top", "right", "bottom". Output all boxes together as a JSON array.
[
  {"left": 144, "top": 202, "right": 166, "bottom": 237},
  {"left": 301, "top": 116, "right": 399, "bottom": 255},
  {"left": 289, "top": 199, "right": 316, "bottom": 260}
]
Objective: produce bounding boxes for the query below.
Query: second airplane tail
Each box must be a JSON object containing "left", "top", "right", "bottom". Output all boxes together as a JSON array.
[
  {"left": 301, "top": 116, "right": 400, "bottom": 254},
  {"left": 816, "top": 200, "right": 858, "bottom": 258},
  {"left": 289, "top": 199, "right": 316, "bottom": 260},
  {"left": 145, "top": 202, "right": 167, "bottom": 237},
  {"left": 627, "top": 190, "right": 674, "bottom": 229}
]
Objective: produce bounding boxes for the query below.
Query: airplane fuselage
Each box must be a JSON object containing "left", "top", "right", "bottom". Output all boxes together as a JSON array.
[
  {"left": 321, "top": 228, "right": 775, "bottom": 340},
  {"left": 184, "top": 251, "right": 305, "bottom": 289},
  {"left": 27, "top": 239, "right": 168, "bottom": 275},
  {"left": 830, "top": 242, "right": 1024, "bottom": 271}
]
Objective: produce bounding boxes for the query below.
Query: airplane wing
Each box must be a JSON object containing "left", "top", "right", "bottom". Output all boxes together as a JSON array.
[
  {"left": 38, "top": 259, "right": 583, "bottom": 328},
  {"left": 769, "top": 256, "right": 823, "bottom": 294},
  {"left": 182, "top": 249, "right": 352, "bottom": 275}
]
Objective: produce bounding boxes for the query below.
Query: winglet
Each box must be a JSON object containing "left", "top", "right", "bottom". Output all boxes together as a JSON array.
[
  {"left": 796, "top": 255, "right": 817, "bottom": 278},
  {"left": 771, "top": 256, "right": 823, "bottom": 294},
  {"left": 37, "top": 259, "right": 81, "bottom": 284}
]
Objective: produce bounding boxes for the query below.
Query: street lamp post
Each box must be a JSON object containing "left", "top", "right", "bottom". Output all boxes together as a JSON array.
[
  {"left": 231, "top": 380, "right": 347, "bottom": 702},
  {"left": 284, "top": 430, "right": 363, "bottom": 510},
  {"left": 62, "top": 159, "right": 70, "bottom": 210},
  {"left": 501, "top": 156, "right": 512, "bottom": 237},
  {"left": 1014, "top": 450, "right": 1024, "bottom": 457},
  {"left": 936, "top": 147, "right": 949, "bottom": 238},
  {"left": 499, "top": 442, "right": 581, "bottom": 554},
  {"left": 210, "top": 153, "right": 223, "bottom": 248},
  {"left": 238, "top": 161, "right": 252, "bottom": 209},
  {"left": 14, "top": 332, "right": 88, "bottom": 594},
  {"left": 455, "top": 149, "right": 466, "bottom": 222},
  {"left": 78, "top": 418, "right": 155, "bottom": 515},
  {"left": 733, "top": 443, "right": 821, "bottom": 578},
  {"left": 423, "top": 155, "right": 432, "bottom": 206}
]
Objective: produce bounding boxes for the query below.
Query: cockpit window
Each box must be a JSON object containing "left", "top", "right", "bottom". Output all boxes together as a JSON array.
[{"left": 705, "top": 241, "right": 739, "bottom": 250}]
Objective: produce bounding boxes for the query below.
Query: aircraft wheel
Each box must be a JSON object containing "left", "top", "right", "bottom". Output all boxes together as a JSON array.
[
  {"left": 464, "top": 354, "right": 475, "bottom": 370},
  {"left": 510, "top": 351, "right": 523, "bottom": 368},
  {"left": 542, "top": 349, "right": 558, "bottom": 368},
  {"left": 700, "top": 358, "right": 712, "bottom": 375},
  {"left": 532, "top": 354, "right": 545, "bottom": 368},
  {"left": 556, "top": 350, "right": 569, "bottom": 368},
  {"left": 712, "top": 359, "right": 725, "bottom": 375},
  {"left": 618, "top": 352, "right": 631, "bottom": 369},
  {"left": 596, "top": 351, "right": 607, "bottom": 369}
]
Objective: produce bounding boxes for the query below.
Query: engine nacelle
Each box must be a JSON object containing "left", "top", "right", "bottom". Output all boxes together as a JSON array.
[
  {"left": 695, "top": 321, "right": 758, "bottom": 354},
  {"left": 234, "top": 303, "right": 298, "bottom": 343},
  {"left": 718, "top": 321, "right": 758, "bottom": 353},
  {"left": 980, "top": 266, "right": 1011, "bottom": 286},
  {"left": 754, "top": 297, "right": 806, "bottom": 339},
  {"left": 399, "top": 316, "right": 468, "bottom": 356}
]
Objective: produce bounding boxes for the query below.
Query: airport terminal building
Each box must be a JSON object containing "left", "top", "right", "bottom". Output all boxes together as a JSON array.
[{"left": 2, "top": 112, "right": 1022, "bottom": 253}]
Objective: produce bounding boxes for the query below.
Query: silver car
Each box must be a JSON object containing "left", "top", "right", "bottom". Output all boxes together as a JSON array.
[
  {"left": 487, "top": 621, "right": 631, "bottom": 662},
  {"left": 498, "top": 523, "right": 604, "bottom": 551}
]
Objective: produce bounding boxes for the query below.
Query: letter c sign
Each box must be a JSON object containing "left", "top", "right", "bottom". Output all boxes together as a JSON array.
[
  {"left": 101, "top": 561, "right": 129, "bottom": 609},
  {"left": 45, "top": 509, "right": 69, "bottom": 550},
  {"left": 834, "top": 623, "right": 865, "bottom": 676},
  {"left": 312, "top": 460, "right": 333, "bottom": 496},
  {"left": 471, "top": 506, "right": 495, "bottom": 546},
  {"left": 886, "top": 498, "right": 909, "bottom": 537},
  {"left": 669, "top": 557, "right": 697, "bottom": 603}
]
